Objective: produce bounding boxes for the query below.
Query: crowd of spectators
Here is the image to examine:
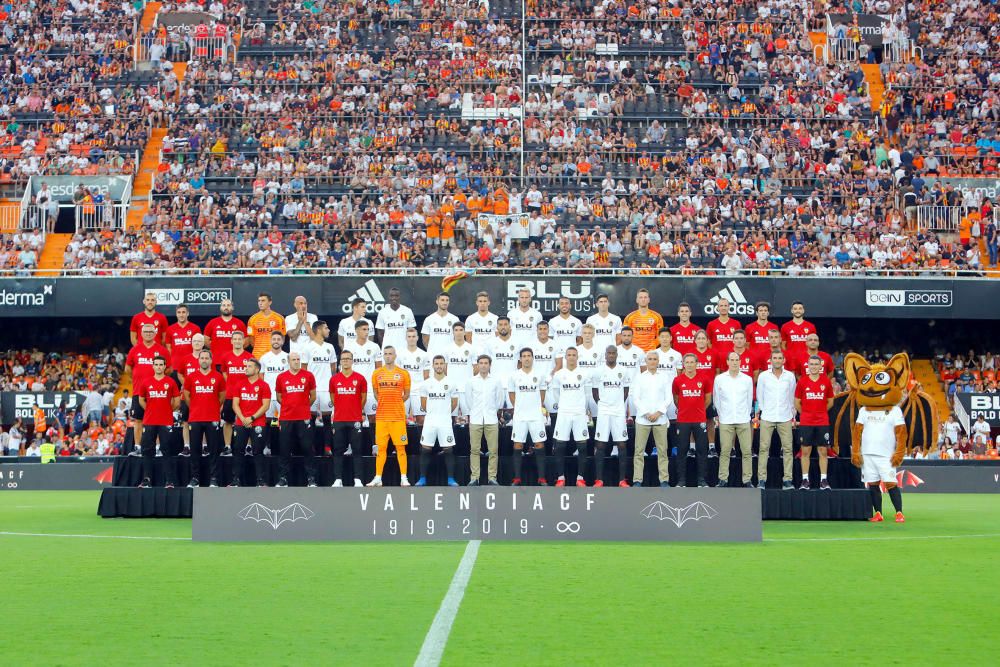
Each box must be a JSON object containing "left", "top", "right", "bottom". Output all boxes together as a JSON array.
[{"left": 0, "top": 348, "right": 123, "bottom": 394}]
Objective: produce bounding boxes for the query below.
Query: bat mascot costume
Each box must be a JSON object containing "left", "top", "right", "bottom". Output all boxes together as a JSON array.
[{"left": 830, "top": 352, "right": 936, "bottom": 523}]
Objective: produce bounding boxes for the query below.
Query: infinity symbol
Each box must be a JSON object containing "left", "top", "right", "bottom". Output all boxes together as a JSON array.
[{"left": 555, "top": 521, "right": 581, "bottom": 534}]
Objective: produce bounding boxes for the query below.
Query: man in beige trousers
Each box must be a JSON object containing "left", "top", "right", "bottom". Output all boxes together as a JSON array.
[{"left": 713, "top": 352, "right": 755, "bottom": 487}]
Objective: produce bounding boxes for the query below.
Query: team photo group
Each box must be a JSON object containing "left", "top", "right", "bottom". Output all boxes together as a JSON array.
[{"left": 122, "top": 284, "right": 869, "bottom": 495}]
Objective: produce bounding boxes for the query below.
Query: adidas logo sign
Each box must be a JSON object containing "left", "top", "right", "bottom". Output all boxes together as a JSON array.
[
  {"left": 342, "top": 279, "right": 387, "bottom": 314},
  {"left": 705, "top": 281, "right": 755, "bottom": 316}
]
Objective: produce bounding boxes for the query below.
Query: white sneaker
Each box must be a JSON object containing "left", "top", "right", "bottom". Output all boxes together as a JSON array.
[
  {"left": 354, "top": 478, "right": 363, "bottom": 487},
  {"left": 610, "top": 445, "right": 619, "bottom": 457},
  {"left": 400, "top": 475, "right": 410, "bottom": 487},
  {"left": 332, "top": 479, "right": 343, "bottom": 487},
  {"left": 367, "top": 477, "right": 383, "bottom": 487},
  {"left": 263, "top": 447, "right": 271, "bottom": 456},
  {"left": 344, "top": 445, "right": 352, "bottom": 456},
  {"left": 371, "top": 445, "right": 378, "bottom": 456}
]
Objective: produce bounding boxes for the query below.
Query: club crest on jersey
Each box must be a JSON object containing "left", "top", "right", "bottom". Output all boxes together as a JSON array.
[
  {"left": 618, "top": 372, "right": 622, "bottom": 378},
  {"left": 400, "top": 435, "right": 407, "bottom": 442},
  {"left": 446, "top": 435, "right": 454, "bottom": 443},
  {"left": 577, "top": 374, "right": 582, "bottom": 381}
]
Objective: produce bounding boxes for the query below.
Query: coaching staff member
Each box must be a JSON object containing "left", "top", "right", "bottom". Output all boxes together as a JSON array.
[
  {"left": 466, "top": 355, "right": 504, "bottom": 486},
  {"left": 138, "top": 356, "right": 180, "bottom": 488},
  {"left": 330, "top": 350, "right": 368, "bottom": 488},
  {"left": 232, "top": 357, "right": 271, "bottom": 487},
  {"left": 713, "top": 351, "right": 754, "bottom": 487},
  {"left": 795, "top": 356, "right": 835, "bottom": 490},
  {"left": 182, "top": 349, "right": 225, "bottom": 487},
  {"left": 275, "top": 352, "right": 318, "bottom": 487},
  {"left": 755, "top": 349, "right": 797, "bottom": 489},
  {"left": 672, "top": 354, "right": 712, "bottom": 487},
  {"left": 125, "top": 323, "right": 171, "bottom": 452}
]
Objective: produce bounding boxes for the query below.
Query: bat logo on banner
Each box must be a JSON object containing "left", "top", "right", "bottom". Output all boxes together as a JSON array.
[
  {"left": 640, "top": 500, "right": 718, "bottom": 527},
  {"left": 238, "top": 503, "right": 315, "bottom": 530}
]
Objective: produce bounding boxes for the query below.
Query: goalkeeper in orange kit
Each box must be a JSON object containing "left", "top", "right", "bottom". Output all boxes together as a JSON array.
[{"left": 367, "top": 347, "right": 411, "bottom": 487}]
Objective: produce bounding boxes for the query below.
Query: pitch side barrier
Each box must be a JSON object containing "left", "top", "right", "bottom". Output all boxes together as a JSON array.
[{"left": 0, "top": 274, "right": 989, "bottom": 319}]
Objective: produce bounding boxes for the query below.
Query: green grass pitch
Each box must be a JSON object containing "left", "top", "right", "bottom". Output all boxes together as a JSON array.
[{"left": 2, "top": 492, "right": 997, "bottom": 665}]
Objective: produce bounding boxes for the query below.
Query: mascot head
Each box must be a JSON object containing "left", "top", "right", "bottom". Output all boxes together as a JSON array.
[{"left": 843, "top": 352, "right": 909, "bottom": 408}]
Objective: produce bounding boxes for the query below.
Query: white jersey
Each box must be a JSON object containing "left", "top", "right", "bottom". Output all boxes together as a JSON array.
[
  {"left": 421, "top": 375, "right": 458, "bottom": 423},
  {"left": 508, "top": 369, "right": 547, "bottom": 422},
  {"left": 284, "top": 312, "right": 317, "bottom": 356},
  {"left": 586, "top": 313, "right": 622, "bottom": 352},
  {"left": 444, "top": 341, "right": 476, "bottom": 388},
  {"left": 344, "top": 339, "right": 382, "bottom": 382},
  {"left": 550, "top": 367, "right": 590, "bottom": 416},
  {"left": 485, "top": 337, "right": 519, "bottom": 384},
  {"left": 973, "top": 420, "right": 992, "bottom": 443},
  {"left": 259, "top": 350, "right": 289, "bottom": 392},
  {"left": 593, "top": 365, "right": 629, "bottom": 417},
  {"left": 338, "top": 316, "right": 373, "bottom": 347},
  {"left": 655, "top": 347, "right": 684, "bottom": 383},
  {"left": 548, "top": 315, "right": 583, "bottom": 355},
  {"left": 857, "top": 406, "right": 905, "bottom": 457},
  {"left": 421, "top": 312, "right": 460, "bottom": 356},
  {"left": 531, "top": 338, "right": 559, "bottom": 378},
  {"left": 375, "top": 305, "right": 416, "bottom": 351},
  {"left": 616, "top": 344, "right": 645, "bottom": 383},
  {"left": 464, "top": 312, "right": 499, "bottom": 351},
  {"left": 575, "top": 344, "right": 602, "bottom": 376},
  {"left": 396, "top": 347, "right": 430, "bottom": 390},
  {"left": 507, "top": 307, "right": 543, "bottom": 348},
  {"left": 303, "top": 340, "right": 336, "bottom": 390}
]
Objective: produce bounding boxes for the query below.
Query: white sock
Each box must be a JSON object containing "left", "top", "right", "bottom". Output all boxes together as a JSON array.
[{"left": 821, "top": 474, "right": 827, "bottom": 480}]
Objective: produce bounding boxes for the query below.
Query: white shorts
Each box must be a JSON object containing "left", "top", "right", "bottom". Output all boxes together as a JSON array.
[
  {"left": 407, "top": 393, "right": 425, "bottom": 416},
  {"left": 862, "top": 454, "right": 896, "bottom": 484},
  {"left": 586, "top": 396, "right": 599, "bottom": 418},
  {"left": 553, "top": 413, "right": 590, "bottom": 442},
  {"left": 543, "top": 392, "right": 557, "bottom": 413},
  {"left": 311, "top": 391, "right": 332, "bottom": 414},
  {"left": 512, "top": 419, "right": 547, "bottom": 444},
  {"left": 595, "top": 414, "right": 628, "bottom": 443},
  {"left": 420, "top": 420, "right": 456, "bottom": 448}
]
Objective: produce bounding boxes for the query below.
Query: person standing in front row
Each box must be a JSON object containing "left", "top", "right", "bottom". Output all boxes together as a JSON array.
[
  {"left": 138, "top": 356, "right": 180, "bottom": 488},
  {"left": 755, "top": 349, "right": 797, "bottom": 489},
  {"left": 274, "top": 352, "right": 318, "bottom": 488},
  {"left": 329, "top": 350, "right": 367, "bottom": 488},
  {"left": 632, "top": 350, "right": 673, "bottom": 487},
  {"left": 368, "top": 347, "right": 411, "bottom": 487},
  {"left": 672, "top": 354, "right": 712, "bottom": 487},
  {"left": 713, "top": 351, "right": 755, "bottom": 487},
  {"left": 466, "top": 356, "right": 504, "bottom": 486}
]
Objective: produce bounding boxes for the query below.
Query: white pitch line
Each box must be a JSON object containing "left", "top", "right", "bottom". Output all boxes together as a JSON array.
[
  {"left": 0, "top": 531, "right": 188, "bottom": 541},
  {"left": 767, "top": 533, "right": 1000, "bottom": 543},
  {"left": 414, "top": 540, "right": 481, "bottom": 667}
]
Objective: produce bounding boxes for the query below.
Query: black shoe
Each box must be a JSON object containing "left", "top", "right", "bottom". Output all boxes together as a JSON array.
[
  {"left": 165, "top": 482, "right": 175, "bottom": 489},
  {"left": 228, "top": 478, "right": 241, "bottom": 488},
  {"left": 782, "top": 480, "right": 794, "bottom": 490},
  {"left": 716, "top": 479, "right": 728, "bottom": 488},
  {"left": 676, "top": 479, "right": 687, "bottom": 488},
  {"left": 632, "top": 480, "right": 643, "bottom": 487},
  {"left": 660, "top": 481, "right": 670, "bottom": 488},
  {"left": 708, "top": 447, "right": 718, "bottom": 459},
  {"left": 820, "top": 479, "right": 831, "bottom": 490},
  {"left": 276, "top": 478, "right": 288, "bottom": 488},
  {"left": 757, "top": 480, "right": 767, "bottom": 490},
  {"left": 743, "top": 481, "right": 754, "bottom": 488},
  {"left": 187, "top": 479, "right": 199, "bottom": 488},
  {"left": 257, "top": 481, "right": 268, "bottom": 488},
  {"left": 800, "top": 479, "right": 811, "bottom": 490},
  {"left": 179, "top": 446, "right": 191, "bottom": 457},
  {"left": 697, "top": 479, "right": 708, "bottom": 488},
  {"left": 221, "top": 447, "right": 232, "bottom": 457},
  {"left": 209, "top": 478, "right": 218, "bottom": 488},
  {"left": 487, "top": 479, "right": 499, "bottom": 486},
  {"left": 307, "top": 479, "right": 318, "bottom": 488},
  {"left": 468, "top": 479, "right": 480, "bottom": 487},
  {"left": 138, "top": 478, "right": 151, "bottom": 488}
]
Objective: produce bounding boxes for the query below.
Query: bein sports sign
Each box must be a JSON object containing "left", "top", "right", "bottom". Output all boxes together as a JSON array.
[{"left": 865, "top": 289, "right": 953, "bottom": 307}]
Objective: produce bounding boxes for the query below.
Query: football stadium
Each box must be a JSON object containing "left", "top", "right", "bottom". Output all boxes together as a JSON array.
[{"left": 2, "top": 0, "right": 999, "bottom": 663}]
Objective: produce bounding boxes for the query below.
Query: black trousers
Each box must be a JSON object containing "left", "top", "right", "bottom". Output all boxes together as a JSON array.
[
  {"left": 233, "top": 424, "right": 268, "bottom": 485},
  {"left": 279, "top": 419, "right": 317, "bottom": 483},
  {"left": 188, "top": 421, "right": 222, "bottom": 482},
  {"left": 141, "top": 424, "right": 176, "bottom": 485},
  {"left": 331, "top": 421, "right": 364, "bottom": 481},
  {"left": 675, "top": 422, "right": 708, "bottom": 486}
]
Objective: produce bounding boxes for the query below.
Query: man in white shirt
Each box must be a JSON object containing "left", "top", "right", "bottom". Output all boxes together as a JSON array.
[
  {"left": 284, "top": 295, "right": 317, "bottom": 357},
  {"left": 464, "top": 291, "right": 499, "bottom": 352},
  {"left": 304, "top": 321, "right": 337, "bottom": 425},
  {"left": 507, "top": 288, "right": 543, "bottom": 349},
  {"left": 532, "top": 321, "right": 560, "bottom": 406},
  {"left": 375, "top": 287, "right": 416, "bottom": 351},
  {"left": 466, "top": 355, "right": 505, "bottom": 486},
  {"left": 486, "top": 317, "right": 518, "bottom": 411},
  {"left": 259, "top": 331, "right": 290, "bottom": 421},
  {"left": 586, "top": 293, "right": 622, "bottom": 352},
  {"left": 576, "top": 323, "right": 602, "bottom": 418},
  {"left": 396, "top": 328, "right": 430, "bottom": 422},
  {"left": 755, "top": 349, "right": 797, "bottom": 489},
  {"left": 972, "top": 415, "right": 992, "bottom": 445},
  {"left": 550, "top": 347, "right": 592, "bottom": 487},
  {"left": 344, "top": 321, "right": 383, "bottom": 417},
  {"left": 592, "top": 346, "right": 630, "bottom": 487},
  {"left": 508, "top": 348, "right": 548, "bottom": 486},
  {"left": 444, "top": 322, "right": 476, "bottom": 419},
  {"left": 338, "top": 297, "right": 373, "bottom": 350},
  {"left": 549, "top": 296, "right": 583, "bottom": 356},
  {"left": 416, "top": 356, "right": 459, "bottom": 487},
  {"left": 633, "top": 350, "right": 673, "bottom": 487},
  {"left": 616, "top": 326, "right": 646, "bottom": 421},
  {"left": 421, "top": 292, "right": 460, "bottom": 356},
  {"left": 713, "top": 351, "right": 755, "bottom": 487}
]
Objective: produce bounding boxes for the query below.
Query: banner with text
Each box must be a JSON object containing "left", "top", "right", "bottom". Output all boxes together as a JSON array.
[{"left": 1, "top": 391, "right": 89, "bottom": 424}]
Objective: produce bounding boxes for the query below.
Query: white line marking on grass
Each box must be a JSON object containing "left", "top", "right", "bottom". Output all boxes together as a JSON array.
[
  {"left": 767, "top": 533, "right": 1000, "bottom": 543},
  {"left": 0, "top": 531, "right": 188, "bottom": 541},
  {"left": 414, "top": 540, "right": 481, "bottom": 667}
]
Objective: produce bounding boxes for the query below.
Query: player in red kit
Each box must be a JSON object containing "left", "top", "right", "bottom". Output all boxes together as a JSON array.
[
  {"left": 165, "top": 304, "right": 201, "bottom": 372},
  {"left": 669, "top": 302, "right": 699, "bottom": 355},
  {"left": 744, "top": 301, "right": 779, "bottom": 356},
  {"left": 138, "top": 356, "right": 180, "bottom": 488},
  {"left": 672, "top": 354, "right": 712, "bottom": 487},
  {"left": 182, "top": 349, "right": 225, "bottom": 487},
  {"left": 716, "top": 331, "right": 755, "bottom": 379},
  {"left": 275, "top": 351, "right": 318, "bottom": 487},
  {"left": 125, "top": 323, "right": 171, "bottom": 452},
  {"left": 752, "top": 329, "right": 785, "bottom": 375},
  {"left": 203, "top": 298, "right": 247, "bottom": 357},
  {"left": 176, "top": 333, "right": 206, "bottom": 385},
  {"left": 232, "top": 357, "right": 272, "bottom": 487},
  {"left": 706, "top": 297, "right": 742, "bottom": 356},
  {"left": 781, "top": 301, "right": 815, "bottom": 362},
  {"left": 787, "top": 333, "right": 834, "bottom": 378},
  {"left": 218, "top": 330, "right": 253, "bottom": 455},
  {"left": 795, "top": 356, "right": 836, "bottom": 490},
  {"left": 130, "top": 292, "right": 169, "bottom": 345},
  {"left": 329, "top": 350, "right": 368, "bottom": 487}
]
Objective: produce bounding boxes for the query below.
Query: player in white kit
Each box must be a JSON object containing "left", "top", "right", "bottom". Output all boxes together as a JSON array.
[
  {"left": 576, "top": 323, "right": 603, "bottom": 419},
  {"left": 304, "top": 321, "right": 336, "bottom": 417},
  {"left": 550, "top": 346, "right": 592, "bottom": 487},
  {"left": 507, "top": 288, "right": 543, "bottom": 349},
  {"left": 395, "top": 328, "right": 430, "bottom": 422},
  {"left": 444, "top": 322, "right": 476, "bottom": 419},
  {"left": 532, "top": 321, "right": 561, "bottom": 414},
  {"left": 464, "top": 291, "right": 499, "bottom": 353},
  {"left": 421, "top": 292, "right": 460, "bottom": 356},
  {"left": 337, "top": 297, "right": 373, "bottom": 350},
  {"left": 548, "top": 296, "right": 582, "bottom": 356},
  {"left": 416, "top": 356, "right": 459, "bottom": 487},
  {"left": 586, "top": 293, "right": 622, "bottom": 352},
  {"left": 259, "top": 331, "right": 289, "bottom": 421},
  {"left": 616, "top": 326, "right": 647, "bottom": 423},
  {"left": 508, "top": 348, "right": 548, "bottom": 486},
  {"left": 592, "top": 346, "right": 631, "bottom": 487},
  {"left": 344, "top": 320, "right": 383, "bottom": 418},
  {"left": 486, "top": 317, "right": 519, "bottom": 412},
  {"left": 375, "top": 287, "right": 416, "bottom": 351}
]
